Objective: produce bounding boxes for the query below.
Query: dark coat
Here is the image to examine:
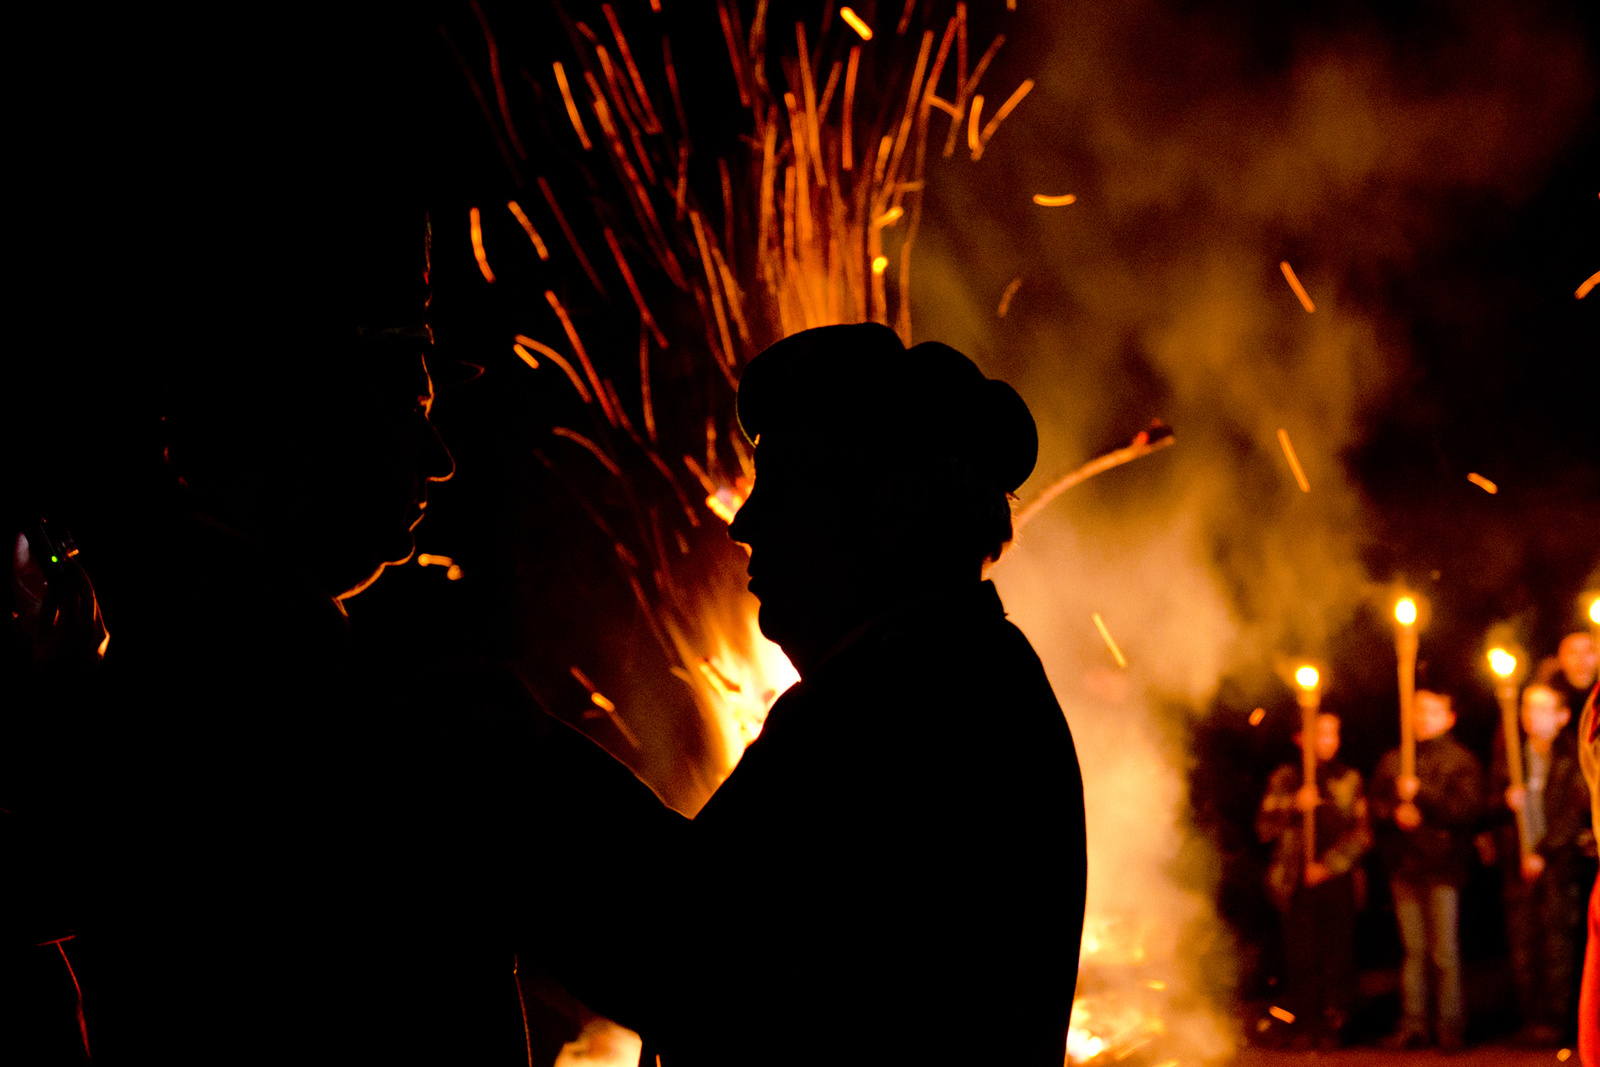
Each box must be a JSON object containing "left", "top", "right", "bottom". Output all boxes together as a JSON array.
[
  {"left": 552, "top": 580, "right": 1087, "bottom": 1067},
  {"left": 1370, "top": 733, "right": 1484, "bottom": 887},
  {"left": 1487, "top": 729, "right": 1591, "bottom": 884}
]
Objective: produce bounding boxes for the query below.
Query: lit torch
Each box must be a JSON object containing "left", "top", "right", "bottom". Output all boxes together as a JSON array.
[
  {"left": 1294, "top": 664, "right": 1321, "bottom": 869},
  {"left": 1488, "top": 645, "right": 1531, "bottom": 864},
  {"left": 1393, "top": 595, "right": 1420, "bottom": 785}
]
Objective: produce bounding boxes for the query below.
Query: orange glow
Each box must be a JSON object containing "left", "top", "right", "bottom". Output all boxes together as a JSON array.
[
  {"left": 514, "top": 334, "right": 592, "bottom": 403},
  {"left": 512, "top": 343, "right": 540, "bottom": 369},
  {"left": 872, "top": 254, "right": 889, "bottom": 274},
  {"left": 1395, "top": 597, "right": 1417, "bottom": 626},
  {"left": 470, "top": 207, "right": 496, "bottom": 283},
  {"left": 545, "top": 290, "right": 617, "bottom": 426},
  {"left": 1091, "top": 612, "right": 1128, "bottom": 668},
  {"left": 842, "top": 46, "right": 860, "bottom": 170},
  {"left": 506, "top": 200, "right": 550, "bottom": 260},
  {"left": 603, "top": 228, "right": 668, "bottom": 348},
  {"left": 590, "top": 691, "right": 617, "bottom": 713},
  {"left": 1269, "top": 1006, "right": 1296, "bottom": 1024},
  {"left": 538, "top": 177, "right": 606, "bottom": 294},
  {"left": 416, "top": 553, "right": 454, "bottom": 568},
  {"left": 553, "top": 427, "right": 622, "bottom": 478},
  {"left": 1467, "top": 472, "right": 1498, "bottom": 494},
  {"left": 1249, "top": 707, "right": 1266, "bottom": 726},
  {"left": 602, "top": 4, "right": 662, "bottom": 134},
  {"left": 1032, "top": 193, "right": 1077, "bottom": 206},
  {"left": 553, "top": 62, "right": 593, "bottom": 150},
  {"left": 1295, "top": 666, "right": 1319, "bottom": 690},
  {"left": 840, "top": 7, "right": 873, "bottom": 40},
  {"left": 445, "top": 565, "right": 463, "bottom": 581},
  {"left": 971, "top": 78, "right": 1033, "bottom": 161},
  {"left": 1279, "top": 260, "right": 1315, "bottom": 313},
  {"left": 1576, "top": 270, "right": 1600, "bottom": 300},
  {"left": 1276, "top": 428, "right": 1311, "bottom": 493},
  {"left": 997, "top": 276, "right": 1022, "bottom": 318}
]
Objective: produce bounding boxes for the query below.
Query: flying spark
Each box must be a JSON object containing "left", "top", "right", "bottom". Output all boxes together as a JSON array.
[
  {"left": 1467, "top": 472, "right": 1498, "bottom": 494},
  {"left": 1249, "top": 708, "right": 1266, "bottom": 726},
  {"left": 840, "top": 7, "right": 873, "bottom": 40},
  {"left": 1031, "top": 193, "right": 1076, "bottom": 206},
  {"left": 997, "top": 276, "right": 1022, "bottom": 317},
  {"left": 1278, "top": 260, "right": 1315, "bottom": 313},
  {"left": 1091, "top": 612, "right": 1128, "bottom": 668},
  {"left": 1576, "top": 270, "right": 1600, "bottom": 299},
  {"left": 470, "top": 206, "right": 495, "bottom": 283},
  {"left": 1276, "top": 428, "right": 1311, "bottom": 493}
]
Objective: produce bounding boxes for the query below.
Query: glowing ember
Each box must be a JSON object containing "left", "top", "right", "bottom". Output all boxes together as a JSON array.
[
  {"left": 1576, "top": 269, "right": 1600, "bottom": 299},
  {"left": 997, "top": 276, "right": 1023, "bottom": 317},
  {"left": 470, "top": 206, "right": 496, "bottom": 283},
  {"left": 1278, "top": 259, "right": 1314, "bottom": 312},
  {"left": 1268, "top": 1005, "right": 1296, "bottom": 1024},
  {"left": 1275, "top": 428, "right": 1311, "bottom": 493},
  {"left": 1467, "top": 471, "right": 1498, "bottom": 494},
  {"left": 1091, "top": 612, "right": 1128, "bottom": 668},
  {"left": 1249, "top": 707, "right": 1266, "bottom": 726},
  {"left": 839, "top": 6, "right": 873, "bottom": 40}
]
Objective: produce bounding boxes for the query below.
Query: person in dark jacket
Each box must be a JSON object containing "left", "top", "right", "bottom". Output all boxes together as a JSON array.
[
  {"left": 541, "top": 323, "right": 1088, "bottom": 1067},
  {"left": 1256, "top": 711, "right": 1371, "bottom": 1049},
  {"left": 1369, "top": 689, "right": 1483, "bottom": 1051},
  {"left": 1489, "top": 683, "right": 1591, "bottom": 1045}
]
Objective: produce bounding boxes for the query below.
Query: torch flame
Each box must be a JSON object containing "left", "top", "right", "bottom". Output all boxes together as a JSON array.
[
  {"left": 1295, "top": 665, "right": 1319, "bottom": 690},
  {"left": 1590, "top": 598, "right": 1600, "bottom": 626},
  {"left": 1489, "top": 647, "right": 1517, "bottom": 678},
  {"left": 1395, "top": 597, "right": 1417, "bottom": 626}
]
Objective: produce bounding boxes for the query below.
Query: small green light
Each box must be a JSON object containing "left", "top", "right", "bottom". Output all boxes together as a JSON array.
[{"left": 50, "top": 555, "right": 59, "bottom": 563}]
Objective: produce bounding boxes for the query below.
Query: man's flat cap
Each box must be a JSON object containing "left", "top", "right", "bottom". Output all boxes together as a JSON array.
[{"left": 737, "top": 323, "right": 1038, "bottom": 493}]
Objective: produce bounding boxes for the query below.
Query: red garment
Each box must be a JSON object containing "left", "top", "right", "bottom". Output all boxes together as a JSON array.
[{"left": 1583, "top": 873, "right": 1598, "bottom": 1067}]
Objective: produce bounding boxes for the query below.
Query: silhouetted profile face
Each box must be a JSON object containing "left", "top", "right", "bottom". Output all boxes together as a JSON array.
[
  {"left": 316, "top": 353, "right": 456, "bottom": 599},
  {"left": 728, "top": 434, "right": 878, "bottom": 673},
  {"left": 168, "top": 346, "right": 454, "bottom": 600},
  {"left": 730, "top": 324, "right": 1038, "bottom": 675}
]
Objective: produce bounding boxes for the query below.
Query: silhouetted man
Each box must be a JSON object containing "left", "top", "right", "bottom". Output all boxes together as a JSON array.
[
  {"left": 547, "top": 323, "right": 1088, "bottom": 1067},
  {"left": 3, "top": 9, "right": 549, "bottom": 1064}
]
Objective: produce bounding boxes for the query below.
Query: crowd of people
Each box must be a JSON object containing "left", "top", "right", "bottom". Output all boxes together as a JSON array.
[{"left": 1258, "top": 631, "right": 1600, "bottom": 1053}]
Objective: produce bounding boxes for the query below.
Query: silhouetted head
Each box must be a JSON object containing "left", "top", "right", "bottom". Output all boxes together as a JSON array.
[
  {"left": 1414, "top": 689, "right": 1456, "bottom": 741},
  {"left": 1557, "top": 632, "right": 1597, "bottom": 688},
  {"left": 729, "top": 323, "right": 1036, "bottom": 673}
]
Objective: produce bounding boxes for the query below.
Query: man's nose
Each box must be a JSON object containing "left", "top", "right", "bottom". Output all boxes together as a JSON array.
[{"left": 728, "top": 484, "right": 758, "bottom": 546}]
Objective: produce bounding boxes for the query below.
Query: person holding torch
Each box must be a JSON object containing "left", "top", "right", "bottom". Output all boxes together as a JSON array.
[
  {"left": 1369, "top": 686, "right": 1482, "bottom": 1052},
  {"left": 1256, "top": 668, "right": 1371, "bottom": 1051}
]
